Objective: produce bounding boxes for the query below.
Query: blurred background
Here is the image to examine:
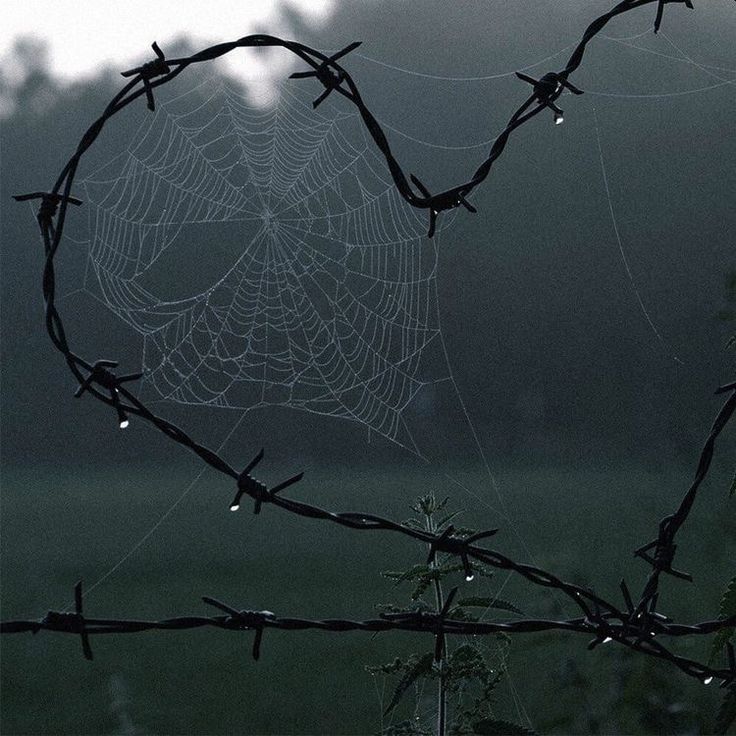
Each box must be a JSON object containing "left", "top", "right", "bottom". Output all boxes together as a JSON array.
[{"left": 1, "top": 1, "right": 735, "bottom": 733}]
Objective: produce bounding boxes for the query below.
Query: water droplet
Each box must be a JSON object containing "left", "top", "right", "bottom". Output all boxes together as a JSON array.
[
  {"left": 229, "top": 503, "right": 240, "bottom": 512},
  {"left": 554, "top": 112, "right": 564, "bottom": 125},
  {"left": 465, "top": 574, "right": 474, "bottom": 582},
  {"left": 704, "top": 676, "right": 714, "bottom": 685},
  {"left": 603, "top": 637, "right": 613, "bottom": 644},
  {"left": 119, "top": 419, "right": 129, "bottom": 429}
]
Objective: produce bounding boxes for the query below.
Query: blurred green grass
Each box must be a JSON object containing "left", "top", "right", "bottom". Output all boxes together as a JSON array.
[{"left": 1, "top": 460, "right": 733, "bottom": 734}]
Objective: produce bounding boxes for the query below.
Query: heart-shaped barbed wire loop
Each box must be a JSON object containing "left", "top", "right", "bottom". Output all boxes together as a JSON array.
[{"left": 5, "top": 0, "right": 736, "bottom": 693}]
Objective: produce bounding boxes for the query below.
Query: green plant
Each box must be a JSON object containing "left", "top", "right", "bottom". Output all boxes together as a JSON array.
[{"left": 367, "top": 494, "right": 531, "bottom": 736}]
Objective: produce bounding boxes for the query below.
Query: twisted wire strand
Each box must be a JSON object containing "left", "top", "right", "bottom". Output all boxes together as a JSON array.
[
  {"left": 6, "top": 0, "right": 736, "bottom": 690},
  {"left": 2, "top": 581, "right": 735, "bottom": 684}
]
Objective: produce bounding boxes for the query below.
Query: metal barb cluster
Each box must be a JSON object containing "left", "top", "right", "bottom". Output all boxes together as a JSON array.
[
  {"left": 290, "top": 41, "right": 362, "bottom": 108},
  {"left": 635, "top": 518, "right": 693, "bottom": 582},
  {"left": 428, "top": 526, "right": 499, "bottom": 582},
  {"left": 121, "top": 42, "right": 170, "bottom": 111},
  {"left": 202, "top": 597, "right": 276, "bottom": 660},
  {"left": 654, "top": 0, "right": 694, "bottom": 33},
  {"left": 5, "top": 0, "right": 736, "bottom": 700},
  {"left": 39, "top": 582, "right": 93, "bottom": 661},
  {"left": 515, "top": 71, "right": 584, "bottom": 125},
  {"left": 74, "top": 359, "right": 143, "bottom": 429},
  {"left": 13, "top": 192, "right": 82, "bottom": 228},
  {"left": 228, "top": 448, "right": 304, "bottom": 513}
]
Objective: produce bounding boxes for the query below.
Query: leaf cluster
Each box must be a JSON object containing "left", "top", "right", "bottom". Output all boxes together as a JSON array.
[
  {"left": 369, "top": 494, "right": 530, "bottom": 735},
  {"left": 711, "top": 577, "right": 736, "bottom": 734}
]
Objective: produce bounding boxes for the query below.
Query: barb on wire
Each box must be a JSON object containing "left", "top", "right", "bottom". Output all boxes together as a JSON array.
[
  {"left": 290, "top": 41, "right": 361, "bottom": 108},
  {"left": 13, "top": 192, "right": 82, "bottom": 229},
  {"left": 634, "top": 519, "right": 693, "bottom": 582},
  {"left": 121, "top": 42, "right": 170, "bottom": 111},
  {"left": 515, "top": 71, "right": 584, "bottom": 125},
  {"left": 654, "top": 0, "right": 694, "bottom": 33},
  {"left": 74, "top": 359, "right": 143, "bottom": 429},
  {"left": 228, "top": 448, "right": 304, "bottom": 513},
  {"left": 427, "top": 525, "right": 499, "bottom": 582},
  {"left": 39, "top": 581, "right": 94, "bottom": 660},
  {"left": 5, "top": 0, "right": 736, "bottom": 704},
  {"left": 409, "top": 177, "right": 477, "bottom": 238},
  {"left": 201, "top": 597, "right": 275, "bottom": 660}
]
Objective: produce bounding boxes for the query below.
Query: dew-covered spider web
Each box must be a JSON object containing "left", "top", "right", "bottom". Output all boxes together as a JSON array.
[{"left": 81, "top": 77, "right": 451, "bottom": 453}]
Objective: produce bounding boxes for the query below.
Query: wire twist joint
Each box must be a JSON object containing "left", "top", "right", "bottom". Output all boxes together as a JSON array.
[{"left": 121, "top": 42, "right": 170, "bottom": 111}]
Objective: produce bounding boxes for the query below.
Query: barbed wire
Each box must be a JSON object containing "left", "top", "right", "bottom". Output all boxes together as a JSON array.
[
  {"left": 2, "top": 581, "right": 735, "bottom": 684},
  {"left": 6, "top": 0, "right": 736, "bottom": 702}
]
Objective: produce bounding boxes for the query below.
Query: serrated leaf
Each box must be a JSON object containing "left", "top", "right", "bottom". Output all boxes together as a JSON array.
[
  {"left": 455, "top": 597, "right": 524, "bottom": 616},
  {"left": 383, "top": 564, "right": 431, "bottom": 583},
  {"left": 411, "top": 575, "right": 434, "bottom": 601},
  {"left": 474, "top": 563, "right": 496, "bottom": 580},
  {"left": 376, "top": 600, "right": 432, "bottom": 616},
  {"left": 718, "top": 578, "right": 736, "bottom": 620},
  {"left": 437, "top": 510, "right": 465, "bottom": 529},
  {"left": 714, "top": 685, "right": 736, "bottom": 735},
  {"left": 491, "top": 633, "right": 512, "bottom": 676},
  {"left": 436, "top": 496, "right": 451, "bottom": 512},
  {"left": 450, "top": 643, "right": 485, "bottom": 663},
  {"left": 472, "top": 718, "right": 536, "bottom": 735},
  {"left": 439, "top": 562, "right": 467, "bottom": 575},
  {"left": 447, "top": 643, "right": 495, "bottom": 687},
  {"left": 710, "top": 629, "right": 734, "bottom": 666},
  {"left": 710, "top": 577, "right": 736, "bottom": 664},
  {"left": 366, "top": 656, "right": 405, "bottom": 676},
  {"left": 416, "top": 494, "right": 448, "bottom": 517},
  {"left": 384, "top": 652, "right": 436, "bottom": 715}
]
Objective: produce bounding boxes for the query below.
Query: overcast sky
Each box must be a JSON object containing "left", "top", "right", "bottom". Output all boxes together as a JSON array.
[{"left": 0, "top": 1, "right": 333, "bottom": 88}]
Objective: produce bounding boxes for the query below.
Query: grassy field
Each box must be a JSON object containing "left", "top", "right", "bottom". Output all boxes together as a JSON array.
[{"left": 1, "top": 459, "right": 733, "bottom": 735}]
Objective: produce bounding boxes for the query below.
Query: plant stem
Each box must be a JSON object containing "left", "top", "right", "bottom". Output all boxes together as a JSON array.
[{"left": 426, "top": 510, "right": 447, "bottom": 736}]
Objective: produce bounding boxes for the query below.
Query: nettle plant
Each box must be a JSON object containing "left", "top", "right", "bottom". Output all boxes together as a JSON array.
[{"left": 368, "top": 494, "right": 522, "bottom": 736}]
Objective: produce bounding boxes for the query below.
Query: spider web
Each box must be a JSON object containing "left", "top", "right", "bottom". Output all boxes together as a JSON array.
[{"left": 80, "top": 77, "right": 451, "bottom": 452}]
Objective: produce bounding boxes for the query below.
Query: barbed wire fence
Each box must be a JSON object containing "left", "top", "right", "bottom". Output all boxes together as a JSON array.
[{"left": 4, "top": 0, "right": 736, "bottom": 731}]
